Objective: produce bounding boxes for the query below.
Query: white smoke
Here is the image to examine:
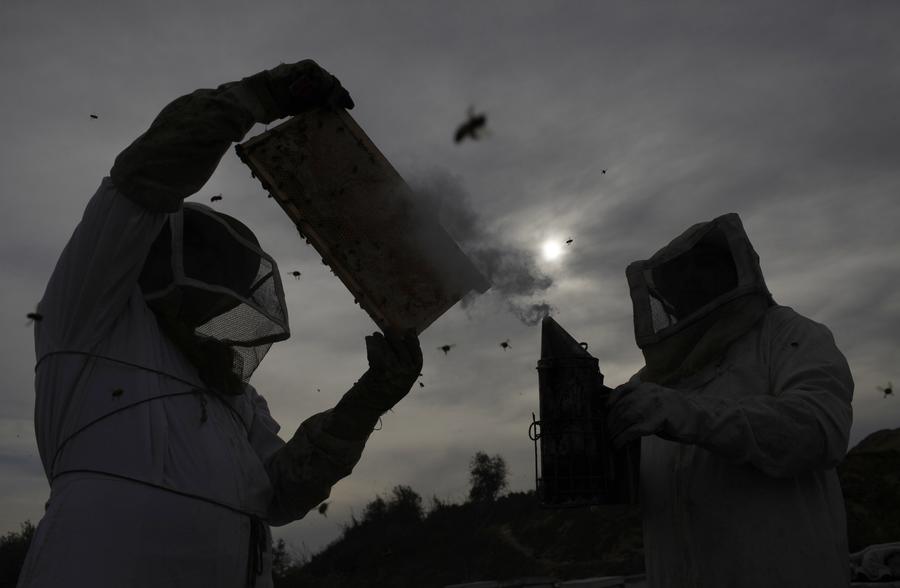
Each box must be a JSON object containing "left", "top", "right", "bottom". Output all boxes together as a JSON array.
[{"left": 408, "top": 170, "right": 555, "bottom": 326}]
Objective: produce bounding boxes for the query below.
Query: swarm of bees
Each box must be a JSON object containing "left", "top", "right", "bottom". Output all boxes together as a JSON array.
[
  {"left": 878, "top": 382, "right": 894, "bottom": 399},
  {"left": 454, "top": 107, "right": 487, "bottom": 143}
]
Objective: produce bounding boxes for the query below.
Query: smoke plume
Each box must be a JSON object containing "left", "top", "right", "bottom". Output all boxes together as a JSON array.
[{"left": 408, "top": 170, "right": 554, "bottom": 326}]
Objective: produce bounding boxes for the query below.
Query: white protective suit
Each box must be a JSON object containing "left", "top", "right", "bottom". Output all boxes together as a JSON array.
[
  {"left": 621, "top": 214, "right": 854, "bottom": 587},
  {"left": 19, "top": 66, "right": 382, "bottom": 588}
]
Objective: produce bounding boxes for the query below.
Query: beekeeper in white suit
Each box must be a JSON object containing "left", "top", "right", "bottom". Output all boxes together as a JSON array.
[
  {"left": 20, "top": 60, "right": 423, "bottom": 588},
  {"left": 607, "top": 213, "right": 853, "bottom": 587}
]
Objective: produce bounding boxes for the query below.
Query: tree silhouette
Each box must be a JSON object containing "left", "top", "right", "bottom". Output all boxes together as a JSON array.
[
  {"left": 361, "top": 485, "right": 424, "bottom": 526},
  {"left": 468, "top": 452, "right": 508, "bottom": 503},
  {"left": 387, "top": 485, "right": 424, "bottom": 522},
  {"left": 271, "top": 538, "right": 292, "bottom": 581},
  {"left": 0, "top": 520, "right": 34, "bottom": 587}
]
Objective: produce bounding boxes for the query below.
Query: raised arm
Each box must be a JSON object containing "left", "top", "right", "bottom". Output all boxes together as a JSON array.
[
  {"left": 110, "top": 59, "right": 352, "bottom": 213},
  {"left": 37, "top": 61, "right": 352, "bottom": 351},
  {"left": 257, "top": 330, "right": 422, "bottom": 526}
]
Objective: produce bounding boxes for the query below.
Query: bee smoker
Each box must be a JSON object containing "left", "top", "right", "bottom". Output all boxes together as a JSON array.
[{"left": 530, "top": 316, "right": 640, "bottom": 507}]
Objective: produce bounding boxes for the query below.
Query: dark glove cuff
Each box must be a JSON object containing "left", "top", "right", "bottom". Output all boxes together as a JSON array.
[
  {"left": 325, "top": 405, "right": 381, "bottom": 441},
  {"left": 338, "top": 370, "right": 397, "bottom": 412},
  {"left": 325, "top": 370, "right": 399, "bottom": 440}
]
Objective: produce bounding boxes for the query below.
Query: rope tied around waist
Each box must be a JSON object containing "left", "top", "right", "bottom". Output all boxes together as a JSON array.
[{"left": 247, "top": 516, "right": 267, "bottom": 587}]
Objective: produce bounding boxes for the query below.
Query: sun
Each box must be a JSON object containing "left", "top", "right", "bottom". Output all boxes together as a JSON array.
[{"left": 542, "top": 240, "right": 563, "bottom": 261}]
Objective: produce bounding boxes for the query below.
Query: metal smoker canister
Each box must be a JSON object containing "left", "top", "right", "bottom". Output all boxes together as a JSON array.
[{"left": 531, "top": 316, "right": 640, "bottom": 507}]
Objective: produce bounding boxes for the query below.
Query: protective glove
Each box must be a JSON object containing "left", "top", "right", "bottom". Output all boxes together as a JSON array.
[
  {"left": 362, "top": 328, "right": 423, "bottom": 405},
  {"left": 241, "top": 59, "right": 354, "bottom": 124},
  {"left": 326, "top": 328, "right": 423, "bottom": 440},
  {"left": 606, "top": 380, "right": 697, "bottom": 449}
]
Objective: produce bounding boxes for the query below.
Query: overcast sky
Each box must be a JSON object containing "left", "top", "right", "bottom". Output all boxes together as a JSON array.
[{"left": 2, "top": 0, "right": 899, "bottom": 557}]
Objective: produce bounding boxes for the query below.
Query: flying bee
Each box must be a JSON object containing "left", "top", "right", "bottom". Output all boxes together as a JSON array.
[
  {"left": 210, "top": 194, "right": 222, "bottom": 202},
  {"left": 317, "top": 502, "right": 329, "bottom": 516},
  {"left": 601, "top": 169, "right": 607, "bottom": 175},
  {"left": 878, "top": 382, "right": 894, "bottom": 399},
  {"left": 288, "top": 270, "right": 302, "bottom": 279},
  {"left": 89, "top": 114, "right": 98, "bottom": 119},
  {"left": 500, "top": 339, "right": 511, "bottom": 351},
  {"left": 565, "top": 238, "right": 574, "bottom": 245},
  {"left": 454, "top": 107, "right": 487, "bottom": 143},
  {"left": 438, "top": 344, "right": 456, "bottom": 355},
  {"left": 26, "top": 312, "right": 43, "bottom": 325}
]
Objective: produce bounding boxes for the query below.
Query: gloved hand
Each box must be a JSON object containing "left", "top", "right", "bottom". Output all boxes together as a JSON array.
[
  {"left": 361, "top": 328, "right": 423, "bottom": 410},
  {"left": 242, "top": 59, "right": 354, "bottom": 124},
  {"left": 607, "top": 380, "right": 696, "bottom": 449},
  {"left": 326, "top": 328, "right": 423, "bottom": 440}
]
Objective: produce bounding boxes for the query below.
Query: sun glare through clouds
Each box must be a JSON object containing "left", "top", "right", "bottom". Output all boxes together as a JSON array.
[{"left": 542, "top": 240, "right": 563, "bottom": 261}]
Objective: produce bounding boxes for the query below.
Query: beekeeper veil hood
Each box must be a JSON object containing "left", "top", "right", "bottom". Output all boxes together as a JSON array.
[
  {"left": 626, "top": 213, "right": 774, "bottom": 385},
  {"left": 139, "top": 203, "right": 290, "bottom": 393}
]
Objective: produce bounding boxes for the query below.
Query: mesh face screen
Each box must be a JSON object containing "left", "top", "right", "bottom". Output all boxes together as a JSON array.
[
  {"left": 649, "top": 228, "right": 738, "bottom": 330},
  {"left": 187, "top": 226, "right": 288, "bottom": 382},
  {"left": 141, "top": 206, "right": 289, "bottom": 385},
  {"left": 649, "top": 293, "right": 677, "bottom": 333}
]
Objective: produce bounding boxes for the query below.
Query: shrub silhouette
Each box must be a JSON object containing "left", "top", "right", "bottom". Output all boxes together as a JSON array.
[
  {"left": 0, "top": 520, "right": 34, "bottom": 588},
  {"left": 468, "top": 451, "right": 508, "bottom": 503}
]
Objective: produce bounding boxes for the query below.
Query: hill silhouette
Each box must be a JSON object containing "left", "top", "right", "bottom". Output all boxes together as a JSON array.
[
  {"left": 275, "top": 489, "right": 643, "bottom": 588},
  {"left": 278, "top": 430, "right": 900, "bottom": 587},
  {"left": 2, "top": 431, "right": 899, "bottom": 588},
  {"left": 838, "top": 427, "right": 900, "bottom": 552}
]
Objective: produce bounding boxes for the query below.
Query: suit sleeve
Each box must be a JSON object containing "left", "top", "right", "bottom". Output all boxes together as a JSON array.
[
  {"left": 245, "top": 387, "right": 370, "bottom": 527},
  {"left": 658, "top": 308, "right": 854, "bottom": 478},
  {"left": 109, "top": 79, "right": 262, "bottom": 213},
  {"left": 37, "top": 80, "right": 266, "bottom": 352}
]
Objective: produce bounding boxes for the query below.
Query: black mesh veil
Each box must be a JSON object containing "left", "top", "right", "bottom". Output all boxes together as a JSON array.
[
  {"left": 626, "top": 213, "right": 772, "bottom": 348},
  {"left": 139, "top": 203, "right": 290, "bottom": 388},
  {"left": 645, "top": 228, "right": 739, "bottom": 332}
]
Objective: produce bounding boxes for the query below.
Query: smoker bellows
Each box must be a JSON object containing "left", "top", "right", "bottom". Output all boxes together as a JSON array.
[{"left": 532, "top": 316, "right": 640, "bottom": 507}]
